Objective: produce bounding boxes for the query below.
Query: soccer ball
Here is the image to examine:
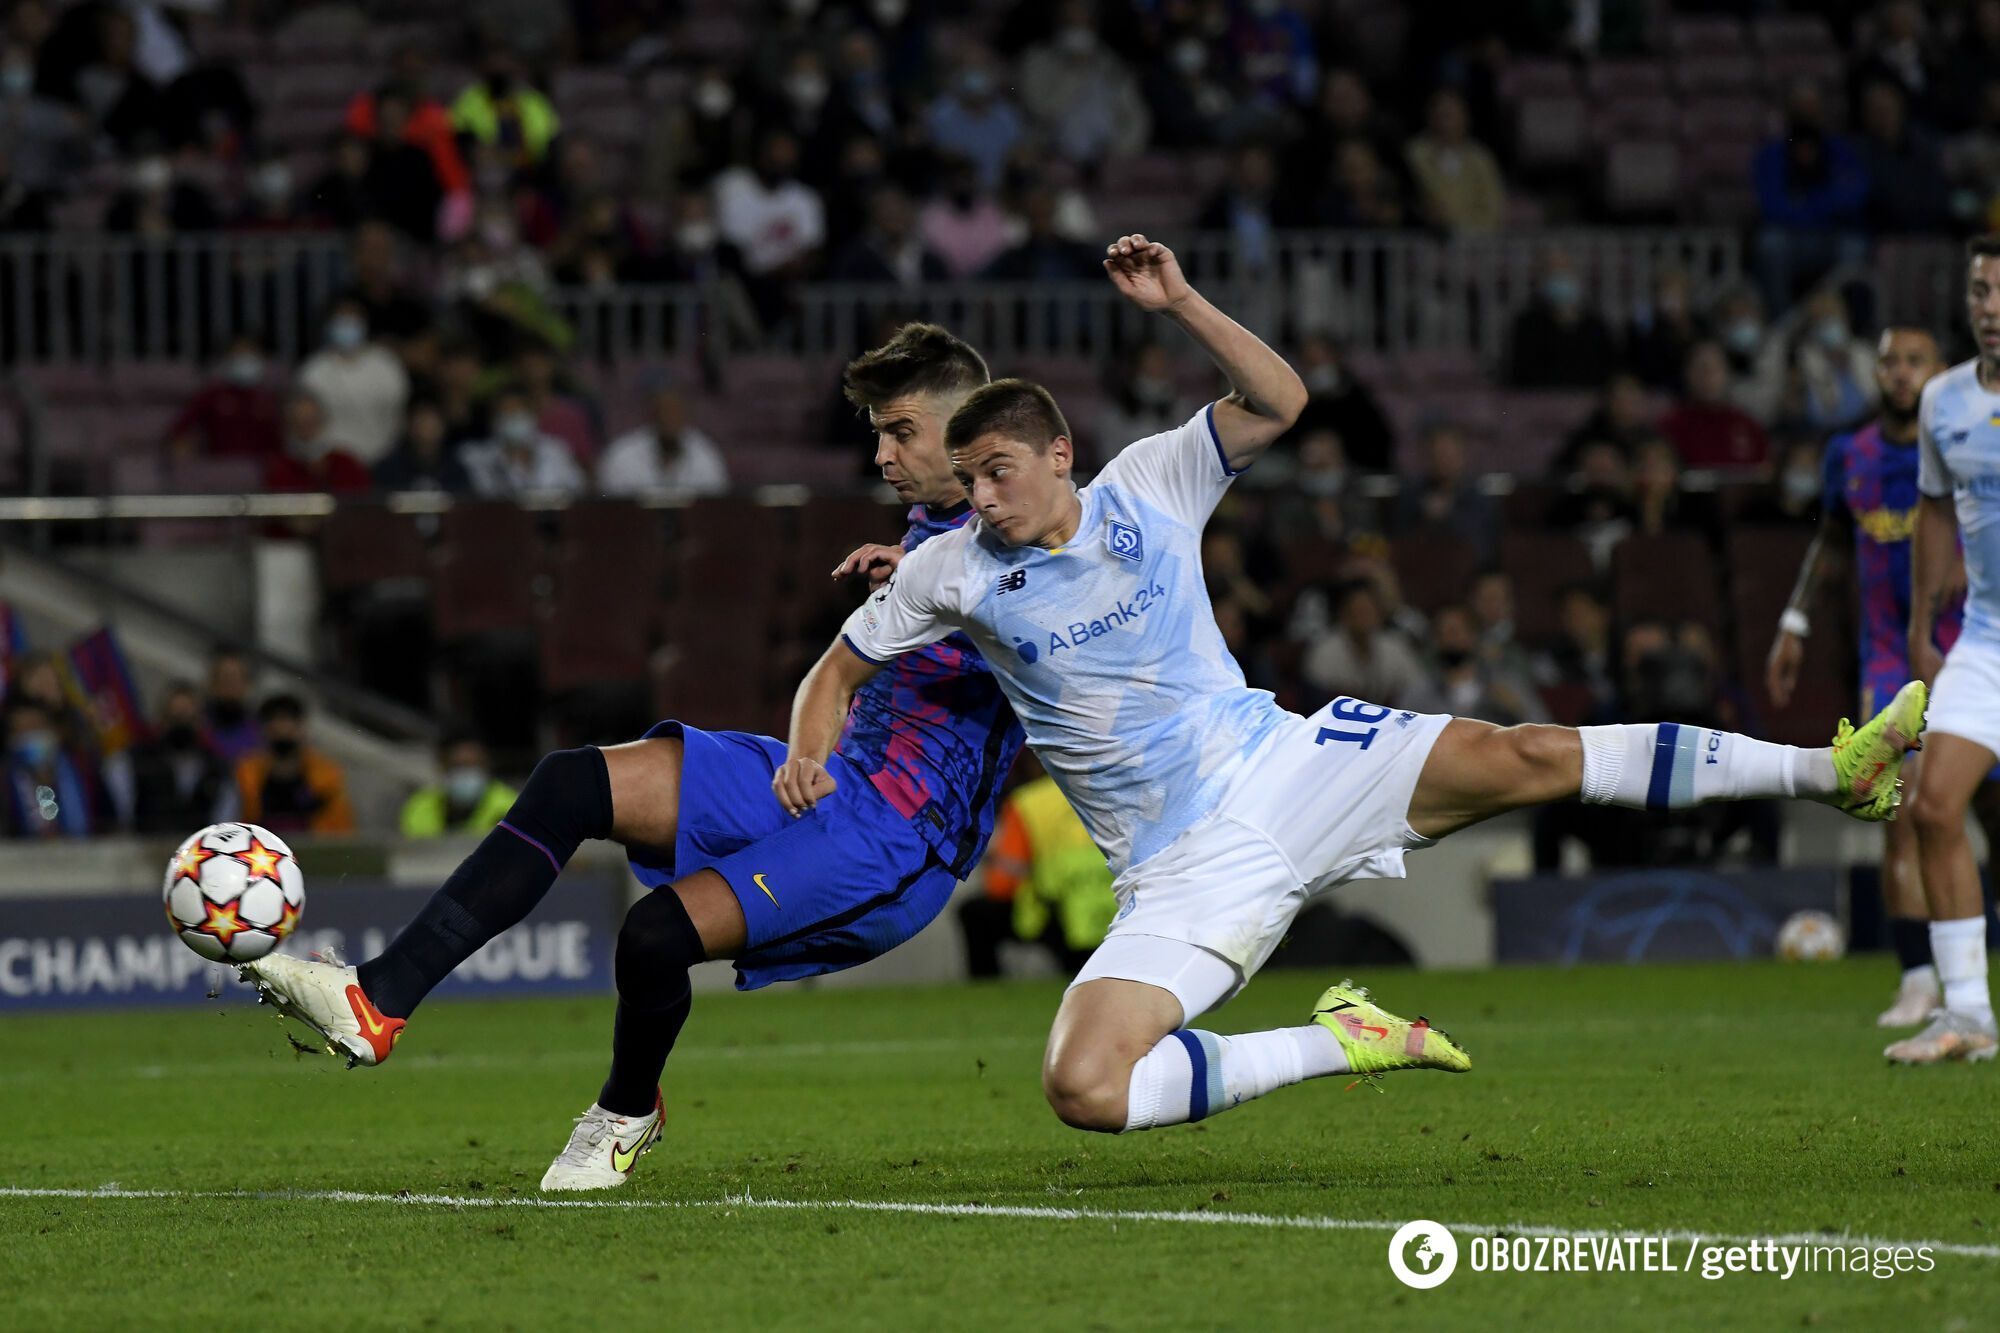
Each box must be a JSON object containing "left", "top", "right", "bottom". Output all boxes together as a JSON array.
[
  {"left": 161, "top": 822, "right": 306, "bottom": 963},
  {"left": 1774, "top": 909, "right": 1846, "bottom": 962}
]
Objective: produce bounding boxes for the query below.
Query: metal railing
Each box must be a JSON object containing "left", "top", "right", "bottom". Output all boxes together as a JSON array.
[{"left": 0, "top": 229, "right": 1744, "bottom": 370}]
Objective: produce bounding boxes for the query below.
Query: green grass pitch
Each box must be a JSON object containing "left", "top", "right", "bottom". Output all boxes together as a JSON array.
[{"left": 3, "top": 959, "right": 1997, "bottom": 1331}]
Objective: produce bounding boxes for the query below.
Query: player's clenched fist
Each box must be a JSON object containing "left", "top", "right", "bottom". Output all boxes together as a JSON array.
[
  {"left": 773, "top": 755, "right": 837, "bottom": 816},
  {"left": 832, "top": 542, "right": 903, "bottom": 588}
]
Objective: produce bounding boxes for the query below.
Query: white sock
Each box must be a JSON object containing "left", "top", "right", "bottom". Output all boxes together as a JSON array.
[
  {"left": 1122, "top": 1026, "right": 1349, "bottom": 1132},
  {"left": 1929, "top": 918, "right": 1993, "bottom": 1023},
  {"left": 1901, "top": 963, "right": 1939, "bottom": 992},
  {"left": 1577, "top": 723, "right": 1836, "bottom": 809}
]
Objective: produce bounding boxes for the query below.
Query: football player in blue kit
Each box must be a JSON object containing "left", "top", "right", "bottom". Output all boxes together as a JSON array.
[{"left": 243, "top": 323, "right": 1027, "bottom": 1187}]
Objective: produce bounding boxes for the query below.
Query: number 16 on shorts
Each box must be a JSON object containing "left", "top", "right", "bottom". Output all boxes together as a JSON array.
[{"left": 1314, "top": 697, "right": 1393, "bottom": 750}]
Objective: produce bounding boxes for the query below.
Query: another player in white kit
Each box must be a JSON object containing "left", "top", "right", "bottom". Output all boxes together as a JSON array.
[
  {"left": 1891, "top": 236, "right": 2000, "bottom": 1065},
  {"left": 779, "top": 235, "right": 1926, "bottom": 1134}
]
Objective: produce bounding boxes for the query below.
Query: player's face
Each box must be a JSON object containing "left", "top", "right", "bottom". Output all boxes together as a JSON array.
[
  {"left": 1874, "top": 329, "right": 1941, "bottom": 414},
  {"left": 951, "top": 432, "right": 1072, "bottom": 547},
  {"left": 869, "top": 393, "right": 962, "bottom": 504},
  {"left": 1967, "top": 256, "right": 2000, "bottom": 359}
]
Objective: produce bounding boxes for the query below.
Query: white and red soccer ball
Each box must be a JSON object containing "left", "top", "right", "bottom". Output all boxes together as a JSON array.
[
  {"left": 161, "top": 822, "right": 306, "bottom": 963},
  {"left": 1774, "top": 909, "right": 1846, "bottom": 963}
]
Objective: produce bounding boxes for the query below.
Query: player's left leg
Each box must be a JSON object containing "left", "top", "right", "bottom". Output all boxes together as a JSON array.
[
  {"left": 1044, "top": 938, "right": 1468, "bottom": 1134},
  {"left": 1403, "top": 682, "right": 1926, "bottom": 840},
  {"left": 1878, "top": 770, "right": 1940, "bottom": 1027},
  {"left": 542, "top": 870, "right": 745, "bottom": 1191}
]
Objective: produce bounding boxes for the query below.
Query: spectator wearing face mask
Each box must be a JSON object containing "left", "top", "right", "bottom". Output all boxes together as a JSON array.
[
  {"left": 342, "top": 48, "right": 470, "bottom": 207},
  {"left": 163, "top": 334, "right": 283, "bottom": 464},
  {"left": 918, "top": 156, "right": 1012, "bottom": 278},
  {"left": 924, "top": 48, "right": 1024, "bottom": 193},
  {"left": 1784, "top": 289, "right": 1877, "bottom": 432},
  {"left": 462, "top": 385, "right": 586, "bottom": 498},
  {"left": 103, "top": 151, "right": 217, "bottom": 235},
  {"left": 0, "top": 37, "right": 87, "bottom": 203},
  {"left": 1734, "top": 437, "right": 1826, "bottom": 528},
  {"left": 1142, "top": 31, "right": 1243, "bottom": 150},
  {"left": 1505, "top": 251, "right": 1618, "bottom": 389},
  {"left": 1404, "top": 88, "right": 1505, "bottom": 235},
  {"left": 1625, "top": 268, "right": 1706, "bottom": 393},
  {"left": 1264, "top": 428, "right": 1377, "bottom": 546},
  {"left": 2, "top": 699, "right": 100, "bottom": 838},
  {"left": 1281, "top": 333, "right": 1395, "bottom": 472},
  {"left": 235, "top": 694, "right": 354, "bottom": 836},
  {"left": 129, "top": 682, "right": 236, "bottom": 834},
  {"left": 1660, "top": 342, "right": 1772, "bottom": 472},
  {"left": 1403, "top": 603, "right": 1549, "bottom": 726},
  {"left": 1752, "top": 81, "right": 1869, "bottom": 312},
  {"left": 1301, "top": 578, "right": 1429, "bottom": 707},
  {"left": 202, "top": 649, "right": 260, "bottom": 765},
  {"left": 713, "top": 127, "right": 826, "bottom": 325},
  {"left": 1394, "top": 423, "right": 1498, "bottom": 560},
  {"left": 599, "top": 384, "right": 729, "bottom": 497},
  {"left": 400, "top": 731, "right": 515, "bottom": 838},
  {"left": 644, "top": 64, "right": 749, "bottom": 196},
  {"left": 1095, "top": 344, "right": 1192, "bottom": 467},
  {"left": 297, "top": 297, "right": 410, "bottom": 467},
  {"left": 1707, "top": 285, "right": 1787, "bottom": 424},
  {"left": 1017, "top": 1, "right": 1150, "bottom": 170},
  {"left": 264, "top": 389, "right": 372, "bottom": 494}
]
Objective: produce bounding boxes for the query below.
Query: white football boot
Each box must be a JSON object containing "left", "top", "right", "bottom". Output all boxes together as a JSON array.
[
  {"left": 240, "top": 953, "right": 404, "bottom": 1067},
  {"left": 1877, "top": 967, "right": 1941, "bottom": 1028},
  {"left": 540, "top": 1091, "right": 664, "bottom": 1191},
  {"left": 1883, "top": 1009, "right": 1999, "bottom": 1064}
]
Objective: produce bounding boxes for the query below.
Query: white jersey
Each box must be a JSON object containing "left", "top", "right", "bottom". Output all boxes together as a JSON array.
[
  {"left": 1918, "top": 357, "right": 2000, "bottom": 647},
  {"left": 841, "top": 406, "right": 1289, "bottom": 876}
]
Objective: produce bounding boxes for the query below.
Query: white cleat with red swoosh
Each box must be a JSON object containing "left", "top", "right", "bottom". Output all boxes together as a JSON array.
[{"left": 241, "top": 953, "right": 404, "bottom": 1067}]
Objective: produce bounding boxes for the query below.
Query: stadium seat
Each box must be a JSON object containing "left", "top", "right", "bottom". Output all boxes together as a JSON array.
[
  {"left": 1499, "top": 533, "right": 1595, "bottom": 647},
  {"left": 317, "top": 506, "right": 430, "bottom": 594},
  {"left": 1667, "top": 15, "right": 1748, "bottom": 54},
  {"left": 553, "top": 67, "right": 635, "bottom": 109},
  {"left": 1612, "top": 532, "right": 1719, "bottom": 633},
  {"left": 1499, "top": 58, "right": 1580, "bottom": 100},
  {"left": 1516, "top": 97, "right": 1590, "bottom": 170},
  {"left": 1601, "top": 141, "right": 1681, "bottom": 218},
  {"left": 434, "top": 504, "right": 542, "bottom": 641},
  {"left": 1594, "top": 95, "right": 1680, "bottom": 143},
  {"left": 1584, "top": 59, "right": 1668, "bottom": 99},
  {"left": 1749, "top": 13, "right": 1838, "bottom": 55},
  {"left": 1388, "top": 533, "right": 1479, "bottom": 615},
  {"left": 1671, "top": 53, "right": 1755, "bottom": 96}
]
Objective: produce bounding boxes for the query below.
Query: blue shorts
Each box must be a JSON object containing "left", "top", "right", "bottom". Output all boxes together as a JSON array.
[{"left": 626, "top": 721, "right": 959, "bottom": 990}]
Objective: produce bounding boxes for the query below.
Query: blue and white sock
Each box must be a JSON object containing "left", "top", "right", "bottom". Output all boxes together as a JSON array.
[
  {"left": 1577, "top": 722, "right": 1837, "bottom": 809},
  {"left": 1122, "top": 1027, "right": 1349, "bottom": 1132}
]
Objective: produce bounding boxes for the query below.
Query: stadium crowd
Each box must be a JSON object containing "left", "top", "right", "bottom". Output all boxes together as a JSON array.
[{"left": 0, "top": 1, "right": 1981, "bottom": 869}]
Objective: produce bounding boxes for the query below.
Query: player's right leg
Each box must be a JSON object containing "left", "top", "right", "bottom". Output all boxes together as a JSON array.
[
  {"left": 243, "top": 735, "right": 684, "bottom": 1065},
  {"left": 1887, "top": 730, "right": 1999, "bottom": 1064},
  {"left": 1403, "top": 681, "right": 1927, "bottom": 841}
]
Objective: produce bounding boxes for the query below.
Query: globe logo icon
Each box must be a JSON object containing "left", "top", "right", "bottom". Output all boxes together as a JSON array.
[{"left": 1387, "top": 1220, "right": 1459, "bottom": 1289}]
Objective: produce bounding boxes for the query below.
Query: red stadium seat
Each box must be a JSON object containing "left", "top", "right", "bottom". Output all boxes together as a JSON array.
[
  {"left": 1584, "top": 59, "right": 1668, "bottom": 99},
  {"left": 1388, "top": 533, "right": 1480, "bottom": 615},
  {"left": 1612, "top": 532, "right": 1720, "bottom": 634},
  {"left": 1516, "top": 97, "right": 1590, "bottom": 170},
  {"left": 1602, "top": 141, "right": 1682, "bottom": 217},
  {"left": 317, "top": 505, "right": 430, "bottom": 595},
  {"left": 1500, "top": 533, "right": 1596, "bottom": 647}
]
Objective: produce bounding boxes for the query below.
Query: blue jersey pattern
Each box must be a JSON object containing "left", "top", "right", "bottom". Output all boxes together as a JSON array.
[
  {"left": 833, "top": 501, "right": 1024, "bottom": 878},
  {"left": 1824, "top": 421, "right": 1963, "bottom": 673}
]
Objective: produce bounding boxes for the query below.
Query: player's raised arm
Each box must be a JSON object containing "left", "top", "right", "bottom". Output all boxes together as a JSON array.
[
  {"left": 1102, "top": 233, "right": 1306, "bottom": 471},
  {"left": 1767, "top": 456, "right": 1854, "bottom": 707}
]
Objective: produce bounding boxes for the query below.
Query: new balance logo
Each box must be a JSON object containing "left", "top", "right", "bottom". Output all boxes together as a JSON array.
[{"left": 997, "top": 569, "right": 1028, "bottom": 595}]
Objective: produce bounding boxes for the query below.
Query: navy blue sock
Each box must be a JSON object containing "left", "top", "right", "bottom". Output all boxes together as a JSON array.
[
  {"left": 1889, "top": 916, "right": 1933, "bottom": 973},
  {"left": 358, "top": 747, "right": 613, "bottom": 1018},
  {"left": 598, "top": 888, "right": 700, "bottom": 1117}
]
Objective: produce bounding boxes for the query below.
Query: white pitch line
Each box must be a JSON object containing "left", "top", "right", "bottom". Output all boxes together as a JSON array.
[{"left": 4, "top": 1187, "right": 1997, "bottom": 1261}]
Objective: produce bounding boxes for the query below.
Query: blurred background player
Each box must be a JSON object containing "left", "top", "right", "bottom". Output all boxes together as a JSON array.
[
  {"left": 242, "top": 323, "right": 1026, "bottom": 1190},
  {"left": 1766, "top": 326, "right": 2000, "bottom": 1029},
  {"left": 959, "top": 753, "right": 1116, "bottom": 979},
  {"left": 1894, "top": 235, "right": 2000, "bottom": 1064}
]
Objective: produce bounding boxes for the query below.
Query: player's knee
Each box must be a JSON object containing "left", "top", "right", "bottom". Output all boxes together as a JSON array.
[
  {"left": 519, "top": 745, "right": 615, "bottom": 839},
  {"left": 1041, "top": 1049, "right": 1132, "bottom": 1132},
  {"left": 1907, "top": 786, "right": 1967, "bottom": 844},
  {"left": 1499, "top": 725, "right": 1578, "bottom": 797},
  {"left": 615, "top": 888, "right": 704, "bottom": 986}
]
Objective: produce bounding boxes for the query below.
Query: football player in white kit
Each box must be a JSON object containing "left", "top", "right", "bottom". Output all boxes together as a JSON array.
[
  {"left": 778, "top": 235, "right": 1927, "bottom": 1134},
  {"left": 1890, "top": 236, "right": 2000, "bottom": 1065}
]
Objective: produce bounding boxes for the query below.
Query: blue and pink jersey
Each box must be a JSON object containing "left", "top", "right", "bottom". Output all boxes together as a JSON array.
[
  {"left": 834, "top": 501, "right": 1023, "bottom": 878},
  {"left": 1823, "top": 420, "right": 1964, "bottom": 711}
]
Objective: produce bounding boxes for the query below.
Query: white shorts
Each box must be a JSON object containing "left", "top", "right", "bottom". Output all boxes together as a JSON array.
[
  {"left": 1929, "top": 638, "right": 2000, "bottom": 760},
  {"left": 1069, "top": 698, "right": 1453, "bottom": 1016}
]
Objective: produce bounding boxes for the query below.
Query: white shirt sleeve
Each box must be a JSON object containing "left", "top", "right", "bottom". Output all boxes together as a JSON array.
[
  {"left": 838, "top": 531, "right": 963, "bottom": 663},
  {"left": 1095, "top": 403, "right": 1238, "bottom": 528},
  {"left": 596, "top": 431, "right": 649, "bottom": 496},
  {"left": 1917, "top": 379, "right": 1953, "bottom": 498}
]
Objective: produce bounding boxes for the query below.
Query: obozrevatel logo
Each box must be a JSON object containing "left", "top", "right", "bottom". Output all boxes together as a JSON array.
[{"left": 1387, "top": 1220, "right": 1459, "bottom": 1289}]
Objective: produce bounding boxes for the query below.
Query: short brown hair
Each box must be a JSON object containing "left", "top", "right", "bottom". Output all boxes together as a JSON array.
[
  {"left": 1969, "top": 234, "right": 2000, "bottom": 260},
  {"left": 841, "top": 322, "right": 989, "bottom": 411},
  {"left": 945, "top": 378, "right": 1071, "bottom": 454}
]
